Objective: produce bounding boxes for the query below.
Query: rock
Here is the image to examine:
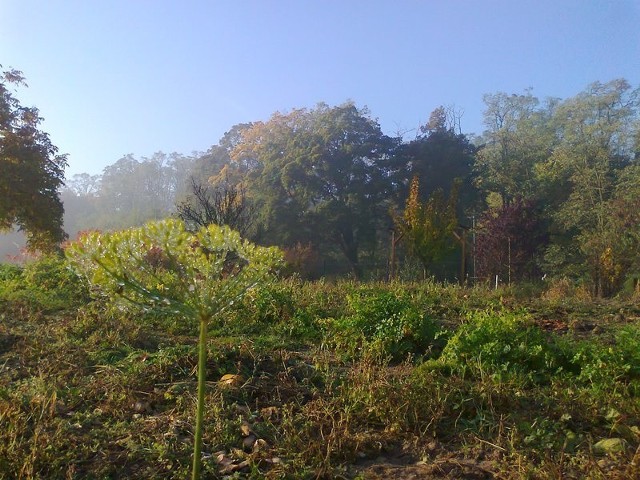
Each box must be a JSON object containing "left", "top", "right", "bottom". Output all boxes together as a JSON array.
[
  {"left": 133, "top": 400, "right": 150, "bottom": 413},
  {"left": 215, "top": 452, "right": 234, "bottom": 467},
  {"left": 243, "top": 434, "right": 258, "bottom": 452},
  {"left": 612, "top": 424, "right": 639, "bottom": 442},
  {"left": 593, "top": 438, "right": 627, "bottom": 455},
  {"left": 260, "top": 406, "right": 280, "bottom": 421},
  {"left": 219, "top": 374, "right": 244, "bottom": 388},
  {"left": 563, "top": 430, "right": 579, "bottom": 452},
  {"left": 240, "top": 421, "right": 253, "bottom": 437},
  {"left": 253, "top": 438, "right": 269, "bottom": 452},
  {"left": 219, "top": 459, "right": 250, "bottom": 475}
]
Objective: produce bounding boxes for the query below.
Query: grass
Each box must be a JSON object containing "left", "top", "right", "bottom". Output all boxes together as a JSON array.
[{"left": 1, "top": 260, "right": 639, "bottom": 478}]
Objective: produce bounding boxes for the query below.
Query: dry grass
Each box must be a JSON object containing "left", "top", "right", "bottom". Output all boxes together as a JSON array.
[{"left": 1, "top": 275, "right": 639, "bottom": 479}]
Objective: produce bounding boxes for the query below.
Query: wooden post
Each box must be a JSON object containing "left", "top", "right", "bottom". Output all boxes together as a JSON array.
[
  {"left": 388, "top": 229, "right": 404, "bottom": 282},
  {"left": 452, "top": 228, "right": 467, "bottom": 286},
  {"left": 460, "top": 229, "right": 466, "bottom": 285},
  {"left": 389, "top": 229, "right": 396, "bottom": 281},
  {"left": 508, "top": 236, "right": 511, "bottom": 286}
]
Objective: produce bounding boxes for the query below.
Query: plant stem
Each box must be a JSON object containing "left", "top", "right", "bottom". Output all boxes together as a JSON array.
[{"left": 192, "top": 315, "right": 208, "bottom": 480}]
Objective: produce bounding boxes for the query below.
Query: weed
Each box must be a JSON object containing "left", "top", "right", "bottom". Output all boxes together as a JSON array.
[{"left": 1, "top": 274, "right": 638, "bottom": 478}]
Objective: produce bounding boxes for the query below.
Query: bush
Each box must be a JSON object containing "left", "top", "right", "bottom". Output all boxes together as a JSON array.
[
  {"left": 332, "top": 288, "right": 442, "bottom": 360},
  {"left": 436, "top": 309, "right": 574, "bottom": 382},
  {"left": 572, "top": 324, "right": 640, "bottom": 394},
  {"left": 0, "top": 255, "right": 88, "bottom": 311},
  {"left": 0, "top": 263, "right": 22, "bottom": 282}
]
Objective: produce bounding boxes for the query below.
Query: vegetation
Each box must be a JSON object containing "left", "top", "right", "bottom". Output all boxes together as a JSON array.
[
  {"left": 1, "top": 72, "right": 639, "bottom": 477},
  {"left": 393, "top": 176, "right": 459, "bottom": 276},
  {"left": 0, "top": 67, "right": 67, "bottom": 251},
  {"left": 24, "top": 79, "right": 632, "bottom": 296},
  {"left": 65, "top": 219, "right": 282, "bottom": 479},
  {"left": 1, "top": 252, "right": 639, "bottom": 478}
]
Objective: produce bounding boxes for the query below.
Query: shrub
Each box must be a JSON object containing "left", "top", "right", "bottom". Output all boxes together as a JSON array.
[
  {"left": 0, "top": 255, "right": 88, "bottom": 311},
  {"left": 65, "top": 219, "right": 283, "bottom": 480},
  {"left": 572, "top": 324, "right": 640, "bottom": 394},
  {"left": 437, "top": 309, "right": 574, "bottom": 382},
  {"left": 0, "top": 263, "right": 22, "bottom": 282},
  {"left": 333, "top": 288, "right": 442, "bottom": 360}
]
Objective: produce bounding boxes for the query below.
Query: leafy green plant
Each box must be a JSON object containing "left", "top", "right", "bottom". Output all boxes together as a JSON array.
[
  {"left": 66, "top": 218, "right": 282, "bottom": 479},
  {"left": 333, "top": 288, "right": 442, "bottom": 359},
  {"left": 573, "top": 324, "right": 640, "bottom": 394},
  {"left": 0, "top": 255, "right": 88, "bottom": 311},
  {"left": 0, "top": 263, "right": 22, "bottom": 282},
  {"left": 437, "top": 309, "right": 573, "bottom": 382}
]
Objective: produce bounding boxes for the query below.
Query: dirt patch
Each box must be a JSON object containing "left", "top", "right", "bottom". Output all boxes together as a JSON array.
[
  {"left": 350, "top": 443, "right": 497, "bottom": 480},
  {"left": 0, "top": 332, "right": 20, "bottom": 354},
  {"left": 352, "top": 455, "right": 495, "bottom": 479}
]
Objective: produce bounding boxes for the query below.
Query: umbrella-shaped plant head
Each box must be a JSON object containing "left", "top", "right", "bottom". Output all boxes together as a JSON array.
[{"left": 66, "top": 218, "right": 282, "bottom": 479}]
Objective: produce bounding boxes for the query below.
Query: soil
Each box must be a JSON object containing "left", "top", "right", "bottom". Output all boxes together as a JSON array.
[
  {"left": 347, "top": 443, "right": 498, "bottom": 479},
  {"left": 351, "top": 454, "right": 496, "bottom": 479}
]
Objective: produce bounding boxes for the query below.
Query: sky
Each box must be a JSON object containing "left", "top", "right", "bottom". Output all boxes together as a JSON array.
[{"left": 1, "top": 0, "right": 639, "bottom": 177}]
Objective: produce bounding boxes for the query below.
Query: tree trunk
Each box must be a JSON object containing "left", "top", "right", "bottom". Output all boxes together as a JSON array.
[{"left": 336, "top": 227, "right": 361, "bottom": 279}]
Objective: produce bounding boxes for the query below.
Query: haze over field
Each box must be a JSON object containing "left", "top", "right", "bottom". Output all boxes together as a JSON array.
[
  {"left": 2, "top": 1, "right": 638, "bottom": 175},
  {"left": 1, "top": 1, "right": 639, "bottom": 293},
  {"left": 2, "top": 5, "right": 640, "bottom": 477}
]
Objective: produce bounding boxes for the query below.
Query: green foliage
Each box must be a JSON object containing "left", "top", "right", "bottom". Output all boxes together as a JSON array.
[
  {"left": 546, "top": 80, "right": 640, "bottom": 296},
  {"left": 436, "top": 309, "right": 573, "bottom": 382},
  {"left": 572, "top": 325, "right": 640, "bottom": 394},
  {"left": 334, "top": 288, "right": 442, "bottom": 359},
  {"left": 394, "top": 176, "right": 459, "bottom": 274},
  {"left": 1, "top": 276, "right": 639, "bottom": 478},
  {"left": 0, "top": 67, "right": 68, "bottom": 251},
  {"left": 475, "top": 80, "right": 640, "bottom": 296},
  {"left": 476, "top": 89, "right": 557, "bottom": 204},
  {"left": 392, "top": 106, "right": 478, "bottom": 214},
  {"left": 231, "top": 102, "right": 396, "bottom": 277},
  {"left": 66, "top": 218, "right": 282, "bottom": 322},
  {"left": 65, "top": 218, "right": 282, "bottom": 480},
  {"left": 0, "top": 263, "right": 21, "bottom": 282},
  {"left": 0, "top": 255, "right": 88, "bottom": 311}
]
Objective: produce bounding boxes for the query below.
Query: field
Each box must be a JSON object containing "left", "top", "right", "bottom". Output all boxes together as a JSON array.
[{"left": 1, "top": 257, "right": 639, "bottom": 479}]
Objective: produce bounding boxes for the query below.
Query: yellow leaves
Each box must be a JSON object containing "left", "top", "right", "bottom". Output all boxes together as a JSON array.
[
  {"left": 600, "top": 246, "right": 622, "bottom": 286},
  {"left": 394, "top": 176, "right": 459, "bottom": 270},
  {"left": 403, "top": 176, "right": 422, "bottom": 229}
]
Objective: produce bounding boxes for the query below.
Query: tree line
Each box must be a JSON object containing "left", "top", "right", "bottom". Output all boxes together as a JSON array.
[{"left": 2, "top": 67, "right": 639, "bottom": 295}]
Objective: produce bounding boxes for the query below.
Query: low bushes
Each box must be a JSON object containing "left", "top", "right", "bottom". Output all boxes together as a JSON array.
[
  {"left": 434, "top": 309, "right": 576, "bottom": 383},
  {"left": 0, "top": 255, "right": 88, "bottom": 312},
  {"left": 1, "top": 256, "right": 639, "bottom": 478},
  {"left": 331, "top": 288, "right": 443, "bottom": 360}
]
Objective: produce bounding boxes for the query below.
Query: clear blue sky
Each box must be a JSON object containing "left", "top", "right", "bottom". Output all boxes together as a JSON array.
[{"left": 2, "top": 0, "right": 639, "bottom": 176}]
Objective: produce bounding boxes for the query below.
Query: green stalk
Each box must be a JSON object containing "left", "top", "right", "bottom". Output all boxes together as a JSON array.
[{"left": 191, "top": 315, "right": 208, "bottom": 480}]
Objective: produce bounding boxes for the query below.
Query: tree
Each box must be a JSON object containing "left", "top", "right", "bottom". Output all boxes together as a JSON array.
[
  {"left": 0, "top": 67, "right": 67, "bottom": 251},
  {"left": 475, "top": 90, "right": 558, "bottom": 205},
  {"left": 96, "top": 152, "right": 189, "bottom": 229},
  {"left": 392, "top": 106, "right": 477, "bottom": 214},
  {"left": 546, "top": 79, "right": 640, "bottom": 295},
  {"left": 608, "top": 165, "right": 640, "bottom": 279},
  {"left": 475, "top": 198, "right": 547, "bottom": 283},
  {"left": 66, "top": 219, "right": 282, "bottom": 479},
  {"left": 185, "top": 124, "right": 253, "bottom": 191},
  {"left": 231, "top": 103, "right": 397, "bottom": 277},
  {"left": 394, "top": 176, "right": 459, "bottom": 276},
  {"left": 176, "top": 174, "right": 255, "bottom": 237}
]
